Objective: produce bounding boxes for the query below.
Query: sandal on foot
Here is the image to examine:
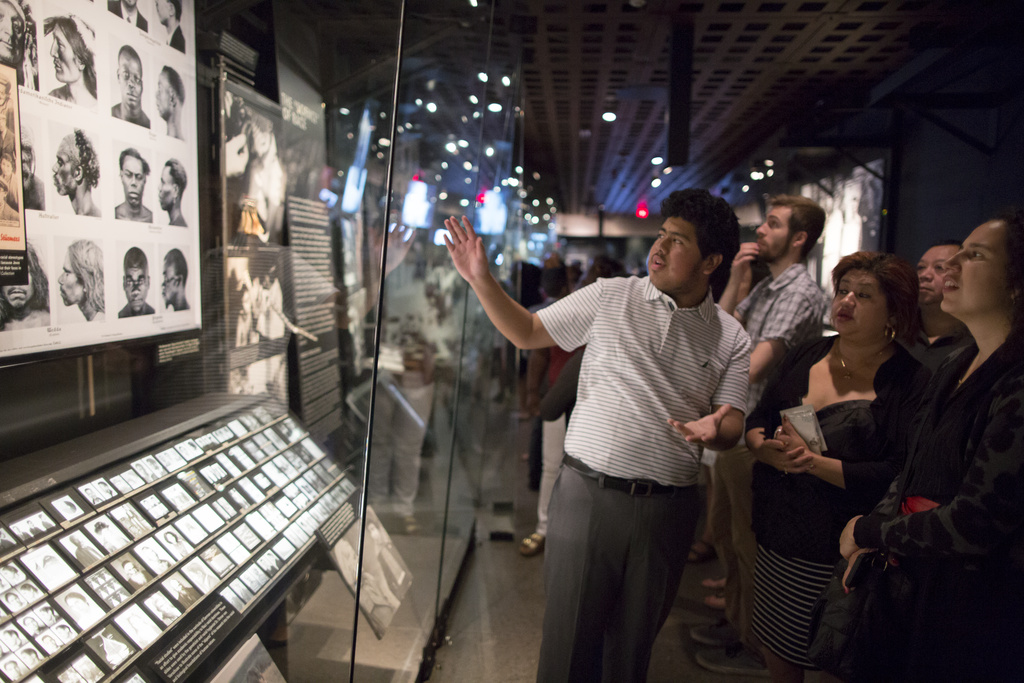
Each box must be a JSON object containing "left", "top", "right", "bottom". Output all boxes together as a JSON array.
[
  {"left": 519, "top": 533, "right": 545, "bottom": 557},
  {"left": 688, "top": 540, "right": 717, "bottom": 563}
]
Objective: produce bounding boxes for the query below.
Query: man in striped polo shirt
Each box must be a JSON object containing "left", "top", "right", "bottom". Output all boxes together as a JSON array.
[
  {"left": 693, "top": 194, "right": 827, "bottom": 676},
  {"left": 444, "top": 188, "right": 751, "bottom": 682}
]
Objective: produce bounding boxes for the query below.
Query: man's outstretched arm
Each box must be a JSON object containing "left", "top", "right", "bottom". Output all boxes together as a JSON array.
[{"left": 443, "top": 215, "right": 555, "bottom": 350}]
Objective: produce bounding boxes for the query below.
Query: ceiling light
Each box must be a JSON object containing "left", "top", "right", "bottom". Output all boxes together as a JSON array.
[
  {"left": 602, "top": 112, "right": 616, "bottom": 122},
  {"left": 764, "top": 159, "right": 774, "bottom": 167},
  {"left": 477, "top": 72, "right": 488, "bottom": 82},
  {"left": 445, "top": 142, "right": 457, "bottom": 153},
  {"left": 460, "top": 199, "right": 469, "bottom": 206},
  {"left": 766, "top": 169, "right": 774, "bottom": 177},
  {"left": 339, "top": 107, "right": 350, "bottom": 115},
  {"left": 663, "top": 166, "right": 672, "bottom": 174},
  {"left": 426, "top": 102, "right": 437, "bottom": 113},
  {"left": 742, "top": 185, "right": 750, "bottom": 192},
  {"left": 532, "top": 199, "right": 540, "bottom": 206},
  {"left": 378, "top": 138, "right": 390, "bottom": 147},
  {"left": 439, "top": 191, "right": 448, "bottom": 200},
  {"left": 486, "top": 147, "right": 494, "bottom": 157},
  {"left": 457, "top": 139, "right": 469, "bottom": 148},
  {"left": 463, "top": 161, "right": 473, "bottom": 171},
  {"left": 651, "top": 178, "right": 661, "bottom": 188},
  {"left": 651, "top": 157, "right": 663, "bottom": 165},
  {"left": 502, "top": 76, "right": 511, "bottom": 87},
  {"left": 469, "top": 95, "right": 478, "bottom": 104},
  {"left": 488, "top": 103, "right": 502, "bottom": 113}
]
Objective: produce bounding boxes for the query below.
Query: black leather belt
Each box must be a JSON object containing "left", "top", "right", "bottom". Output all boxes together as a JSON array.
[{"left": 562, "top": 454, "right": 684, "bottom": 497}]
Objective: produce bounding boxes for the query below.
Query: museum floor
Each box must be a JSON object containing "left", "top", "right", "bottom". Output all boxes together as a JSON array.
[{"left": 426, "top": 416, "right": 767, "bottom": 683}]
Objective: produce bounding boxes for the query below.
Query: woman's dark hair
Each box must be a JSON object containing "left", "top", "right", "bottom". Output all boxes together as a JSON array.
[
  {"left": 998, "top": 207, "right": 1024, "bottom": 341},
  {"left": 831, "top": 251, "right": 919, "bottom": 344},
  {"left": 660, "top": 189, "right": 740, "bottom": 293}
]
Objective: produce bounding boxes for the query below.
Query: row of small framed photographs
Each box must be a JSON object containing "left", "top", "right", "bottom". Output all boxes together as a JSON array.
[
  {"left": 0, "top": 408, "right": 290, "bottom": 558},
  {"left": 2, "top": 477, "right": 353, "bottom": 683},
  {"left": 0, "top": 419, "right": 320, "bottom": 626},
  {"left": 0, "top": 440, "right": 342, "bottom": 683}
]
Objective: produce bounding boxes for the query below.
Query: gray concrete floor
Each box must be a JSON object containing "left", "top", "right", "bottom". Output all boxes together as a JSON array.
[{"left": 428, "top": 416, "right": 766, "bottom": 683}]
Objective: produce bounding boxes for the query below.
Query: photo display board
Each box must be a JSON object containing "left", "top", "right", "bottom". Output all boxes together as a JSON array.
[
  {"left": 0, "top": 0, "right": 201, "bottom": 362},
  {"left": 0, "top": 405, "right": 358, "bottom": 683}
]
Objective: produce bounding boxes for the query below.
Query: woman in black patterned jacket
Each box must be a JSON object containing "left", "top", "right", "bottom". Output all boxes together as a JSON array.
[{"left": 841, "top": 208, "right": 1024, "bottom": 681}]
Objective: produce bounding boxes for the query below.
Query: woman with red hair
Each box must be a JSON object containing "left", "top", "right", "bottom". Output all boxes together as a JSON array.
[{"left": 744, "top": 252, "right": 928, "bottom": 681}]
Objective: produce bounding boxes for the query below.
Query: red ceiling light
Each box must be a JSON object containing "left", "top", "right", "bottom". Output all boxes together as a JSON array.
[{"left": 635, "top": 200, "right": 649, "bottom": 219}]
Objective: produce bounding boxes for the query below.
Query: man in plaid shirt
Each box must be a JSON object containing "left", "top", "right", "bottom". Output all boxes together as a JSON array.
[{"left": 693, "top": 195, "right": 828, "bottom": 677}]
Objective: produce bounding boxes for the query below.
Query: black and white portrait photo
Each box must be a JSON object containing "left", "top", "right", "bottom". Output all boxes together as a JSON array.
[
  {"left": 0, "top": 0, "right": 37, "bottom": 90},
  {"left": 109, "top": 502, "right": 152, "bottom": 540},
  {"left": 245, "top": 511, "right": 275, "bottom": 542},
  {"left": 55, "top": 587, "right": 104, "bottom": 630},
  {"left": 8, "top": 510, "right": 56, "bottom": 543},
  {"left": 219, "top": 585, "right": 244, "bottom": 612},
  {"left": 154, "top": 0, "right": 183, "bottom": 52},
  {"left": 180, "top": 557, "right": 217, "bottom": 594},
  {"left": 0, "top": 526, "right": 18, "bottom": 555},
  {"left": 233, "top": 522, "right": 260, "bottom": 551},
  {"left": 84, "top": 567, "right": 129, "bottom": 609},
  {"left": 51, "top": 495, "right": 84, "bottom": 522},
  {"left": 224, "top": 87, "right": 285, "bottom": 243},
  {"left": 159, "top": 483, "right": 193, "bottom": 512},
  {"left": 117, "top": 245, "right": 155, "bottom": 318},
  {"left": 158, "top": 158, "right": 186, "bottom": 227},
  {"left": 85, "top": 624, "right": 134, "bottom": 668},
  {"left": 52, "top": 130, "right": 100, "bottom": 217},
  {"left": 155, "top": 528, "right": 191, "bottom": 561},
  {"left": 154, "top": 446, "right": 186, "bottom": 471},
  {"left": 161, "top": 247, "right": 189, "bottom": 312},
  {"left": 59, "top": 531, "right": 105, "bottom": 569},
  {"left": 138, "top": 493, "right": 170, "bottom": 522},
  {"left": 108, "top": 0, "right": 147, "bottom": 32},
  {"left": 143, "top": 589, "right": 180, "bottom": 626},
  {"left": 57, "top": 239, "right": 105, "bottom": 323},
  {"left": 131, "top": 456, "right": 163, "bottom": 483},
  {"left": 239, "top": 563, "right": 268, "bottom": 595},
  {"left": 44, "top": 15, "right": 97, "bottom": 108},
  {"left": 111, "top": 45, "right": 149, "bottom": 128},
  {"left": 162, "top": 572, "right": 198, "bottom": 609},
  {"left": 0, "top": 242, "right": 48, "bottom": 333},
  {"left": 114, "top": 604, "right": 162, "bottom": 649},
  {"left": 20, "top": 124, "right": 44, "bottom": 211},
  {"left": 173, "top": 515, "right": 206, "bottom": 545},
  {"left": 83, "top": 515, "right": 130, "bottom": 555},
  {"left": 199, "top": 544, "right": 233, "bottom": 578},
  {"left": 212, "top": 497, "right": 236, "bottom": 522},
  {"left": 133, "top": 538, "right": 174, "bottom": 576},
  {"left": 79, "top": 478, "right": 116, "bottom": 506},
  {"left": 115, "top": 149, "right": 153, "bottom": 223},
  {"left": 155, "top": 66, "right": 184, "bottom": 140},
  {"left": 20, "top": 543, "right": 77, "bottom": 591},
  {"left": 112, "top": 553, "right": 151, "bottom": 591}
]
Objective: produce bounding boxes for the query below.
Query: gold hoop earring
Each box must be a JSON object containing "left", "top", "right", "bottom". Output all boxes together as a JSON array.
[{"left": 885, "top": 325, "right": 895, "bottom": 342}]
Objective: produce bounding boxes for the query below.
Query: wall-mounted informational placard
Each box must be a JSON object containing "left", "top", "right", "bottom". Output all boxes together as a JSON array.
[{"left": 0, "top": 0, "right": 200, "bottom": 363}]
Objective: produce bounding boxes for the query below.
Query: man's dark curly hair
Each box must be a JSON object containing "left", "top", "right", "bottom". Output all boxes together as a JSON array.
[
  {"left": 71, "top": 129, "right": 99, "bottom": 190},
  {"left": 999, "top": 207, "right": 1024, "bottom": 343},
  {"left": 660, "top": 188, "right": 740, "bottom": 292}
]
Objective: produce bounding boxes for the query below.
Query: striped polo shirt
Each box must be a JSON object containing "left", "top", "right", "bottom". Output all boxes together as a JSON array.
[{"left": 537, "top": 276, "right": 751, "bottom": 487}]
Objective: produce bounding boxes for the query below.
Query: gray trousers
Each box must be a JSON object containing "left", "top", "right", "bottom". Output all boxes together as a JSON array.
[{"left": 537, "top": 464, "right": 699, "bottom": 683}]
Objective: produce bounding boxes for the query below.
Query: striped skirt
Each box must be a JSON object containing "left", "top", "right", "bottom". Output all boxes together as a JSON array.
[{"left": 751, "top": 545, "right": 834, "bottom": 669}]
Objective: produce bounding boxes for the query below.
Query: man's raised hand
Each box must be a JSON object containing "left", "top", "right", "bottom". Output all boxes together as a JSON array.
[{"left": 443, "top": 216, "right": 489, "bottom": 284}]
